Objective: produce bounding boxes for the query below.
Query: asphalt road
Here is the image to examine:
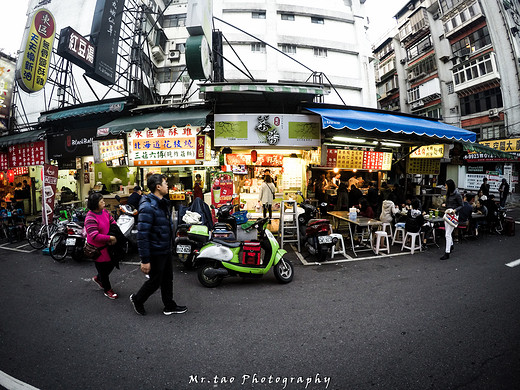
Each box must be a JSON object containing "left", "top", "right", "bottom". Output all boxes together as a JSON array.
[{"left": 1, "top": 223, "right": 520, "bottom": 390}]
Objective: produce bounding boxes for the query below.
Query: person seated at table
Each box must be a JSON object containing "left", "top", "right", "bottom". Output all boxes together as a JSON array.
[
  {"left": 358, "top": 197, "right": 374, "bottom": 219},
  {"left": 482, "top": 194, "right": 499, "bottom": 233},
  {"left": 404, "top": 199, "right": 433, "bottom": 248},
  {"left": 472, "top": 196, "right": 488, "bottom": 236},
  {"left": 348, "top": 184, "right": 363, "bottom": 209},
  {"left": 379, "top": 199, "right": 399, "bottom": 225},
  {"left": 456, "top": 193, "right": 475, "bottom": 239}
]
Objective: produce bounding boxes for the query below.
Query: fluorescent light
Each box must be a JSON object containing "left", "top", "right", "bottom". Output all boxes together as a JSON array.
[
  {"left": 332, "top": 136, "right": 366, "bottom": 144},
  {"left": 372, "top": 141, "right": 401, "bottom": 147}
]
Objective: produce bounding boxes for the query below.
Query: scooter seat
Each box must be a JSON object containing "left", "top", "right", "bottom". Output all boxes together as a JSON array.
[{"left": 212, "top": 239, "right": 241, "bottom": 248}]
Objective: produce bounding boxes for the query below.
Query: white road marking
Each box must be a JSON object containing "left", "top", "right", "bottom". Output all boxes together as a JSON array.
[
  {"left": 291, "top": 245, "right": 409, "bottom": 266},
  {"left": 0, "top": 370, "right": 40, "bottom": 390},
  {"left": 0, "top": 243, "right": 36, "bottom": 253},
  {"left": 506, "top": 259, "right": 520, "bottom": 268}
]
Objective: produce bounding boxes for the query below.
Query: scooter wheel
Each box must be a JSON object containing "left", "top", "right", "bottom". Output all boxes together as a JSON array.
[
  {"left": 198, "top": 262, "right": 223, "bottom": 288},
  {"left": 273, "top": 258, "right": 294, "bottom": 284}
]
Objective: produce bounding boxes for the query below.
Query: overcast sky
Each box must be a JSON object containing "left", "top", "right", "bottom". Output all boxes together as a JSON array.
[{"left": 1, "top": 0, "right": 408, "bottom": 56}]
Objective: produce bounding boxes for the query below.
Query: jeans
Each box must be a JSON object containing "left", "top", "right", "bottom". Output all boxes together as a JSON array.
[
  {"left": 262, "top": 203, "right": 272, "bottom": 219},
  {"left": 95, "top": 261, "right": 115, "bottom": 292},
  {"left": 134, "top": 253, "right": 174, "bottom": 307}
]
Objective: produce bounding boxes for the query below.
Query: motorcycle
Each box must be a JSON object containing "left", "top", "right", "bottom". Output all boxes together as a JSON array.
[
  {"left": 295, "top": 192, "right": 337, "bottom": 262},
  {"left": 114, "top": 195, "right": 138, "bottom": 253},
  {"left": 194, "top": 217, "right": 294, "bottom": 287},
  {"left": 48, "top": 207, "right": 88, "bottom": 262}
]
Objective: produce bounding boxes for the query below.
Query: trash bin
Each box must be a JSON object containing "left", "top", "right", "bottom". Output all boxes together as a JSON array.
[{"left": 504, "top": 217, "right": 515, "bottom": 236}]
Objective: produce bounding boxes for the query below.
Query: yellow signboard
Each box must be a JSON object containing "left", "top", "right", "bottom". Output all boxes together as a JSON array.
[
  {"left": 409, "top": 144, "right": 445, "bottom": 158},
  {"left": 479, "top": 138, "right": 520, "bottom": 153},
  {"left": 16, "top": 9, "right": 56, "bottom": 93},
  {"left": 406, "top": 158, "right": 441, "bottom": 175}
]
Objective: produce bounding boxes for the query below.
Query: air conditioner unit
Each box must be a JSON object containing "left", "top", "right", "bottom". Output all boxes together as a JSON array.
[
  {"left": 433, "top": 13, "right": 440, "bottom": 20},
  {"left": 400, "top": 59, "right": 407, "bottom": 64},
  {"left": 408, "top": 74, "right": 414, "bottom": 80},
  {"left": 488, "top": 108, "right": 500, "bottom": 118},
  {"left": 168, "top": 50, "right": 181, "bottom": 60}
]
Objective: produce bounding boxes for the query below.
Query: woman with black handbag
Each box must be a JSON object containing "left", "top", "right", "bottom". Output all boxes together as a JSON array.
[
  {"left": 85, "top": 192, "right": 118, "bottom": 299},
  {"left": 440, "top": 179, "right": 463, "bottom": 260}
]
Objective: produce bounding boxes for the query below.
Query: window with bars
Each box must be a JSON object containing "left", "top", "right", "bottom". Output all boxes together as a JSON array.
[
  {"left": 452, "top": 53, "right": 494, "bottom": 86},
  {"left": 451, "top": 26, "right": 491, "bottom": 57},
  {"left": 162, "top": 14, "right": 187, "bottom": 28},
  {"left": 460, "top": 87, "right": 503, "bottom": 116},
  {"left": 313, "top": 47, "right": 327, "bottom": 57},
  {"left": 251, "top": 43, "right": 266, "bottom": 53},
  {"left": 281, "top": 44, "right": 297, "bottom": 54}
]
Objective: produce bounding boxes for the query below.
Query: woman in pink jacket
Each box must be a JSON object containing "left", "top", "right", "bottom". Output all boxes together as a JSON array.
[{"left": 85, "top": 192, "right": 118, "bottom": 299}]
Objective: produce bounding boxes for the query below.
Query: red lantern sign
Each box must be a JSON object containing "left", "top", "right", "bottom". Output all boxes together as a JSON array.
[
  {"left": 7, "top": 170, "right": 14, "bottom": 183},
  {"left": 251, "top": 149, "right": 257, "bottom": 163}
]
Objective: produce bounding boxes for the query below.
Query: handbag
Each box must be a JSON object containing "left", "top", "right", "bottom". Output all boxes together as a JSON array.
[
  {"left": 83, "top": 242, "right": 106, "bottom": 260},
  {"left": 443, "top": 209, "right": 459, "bottom": 228}
]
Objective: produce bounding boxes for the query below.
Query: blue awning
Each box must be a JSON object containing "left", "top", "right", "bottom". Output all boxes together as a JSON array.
[{"left": 305, "top": 107, "right": 477, "bottom": 143}]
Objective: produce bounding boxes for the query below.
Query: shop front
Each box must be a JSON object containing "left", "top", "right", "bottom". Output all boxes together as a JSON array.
[
  {"left": 0, "top": 129, "right": 46, "bottom": 215},
  {"left": 212, "top": 113, "right": 321, "bottom": 217}
]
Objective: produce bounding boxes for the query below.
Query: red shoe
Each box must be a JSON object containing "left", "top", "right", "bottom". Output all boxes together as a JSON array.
[
  {"left": 104, "top": 289, "right": 118, "bottom": 299},
  {"left": 92, "top": 276, "right": 103, "bottom": 290}
]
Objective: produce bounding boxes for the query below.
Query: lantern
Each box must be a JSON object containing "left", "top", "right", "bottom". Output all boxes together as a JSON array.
[
  {"left": 7, "top": 170, "right": 14, "bottom": 183},
  {"left": 251, "top": 149, "right": 257, "bottom": 163},
  {"left": 0, "top": 172, "right": 4, "bottom": 181}
]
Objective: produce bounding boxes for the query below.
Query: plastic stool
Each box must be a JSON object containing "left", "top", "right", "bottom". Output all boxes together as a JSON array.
[
  {"left": 381, "top": 222, "right": 393, "bottom": 238},
  {"left": 392, "top": 226, "right": 406, "bottom": 246},
  {"left": 401, "top": 231, "right": 422, "bottom": 254},
  {"left": 330, "top": 233, "right": 347, "bottom": 259},
  {"left": 373, "top": 230, "right": 390, "bottom": 255}
]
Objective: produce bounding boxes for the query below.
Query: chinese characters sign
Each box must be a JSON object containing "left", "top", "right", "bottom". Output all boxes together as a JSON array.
[
  {"left": 225, "top": 154, "right": 284, "bottom": 167},
  {"left": 127, "top": 127, "right": 199, "bottom": 166},
  {"left": 480, "top": 138, "right": 520, "bottom": 152},
  {"left": 326, "top": 149, "right": 392, "bottom": 171},
  {"left": 57, "top": 27, "right": 95, "bottom": 70},
  {"left": 9, "top": 141, "right": 45, "bottom": 168},
  {"left": 406, "top": 158, "right": 441, "bottom": 175},
  {"left": 87, "top": 0, "right": 124, "bottom": 85},
  {"left": 214, "top": 114, "right": 321, "bottom": 147},
  {"left": 409, "top": 144, "right": 445, "bottom": 158},
  {"left": 16, "top": 9, "right": 55, "bottom": 93},
  {"left": 98, "top": 139, "right": 125, "bottom": 162},
  {"left": 211, "top": 172, "right": 233, "bottom": 208},
  {"left": 42, "top": 163, "right": 58, "bottom": 225},
  {"left": 0, "top": 152, "right": 8, "bottom": 170}
]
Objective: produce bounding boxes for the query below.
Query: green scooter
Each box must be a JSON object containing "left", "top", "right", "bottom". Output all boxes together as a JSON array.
[{"left": 194, "top": 218, "right": 294, "bottom": 288}]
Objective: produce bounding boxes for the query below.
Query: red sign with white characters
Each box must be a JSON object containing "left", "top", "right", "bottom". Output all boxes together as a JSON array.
[
  {"left": 8, "top": 141, "right": 45, "bottom": 167},
  {"left": 0, "top": 152, "right": 8, "bottom": 170},
  {"left": 42, "top": 163, "right": 58, "bottom": 225}
]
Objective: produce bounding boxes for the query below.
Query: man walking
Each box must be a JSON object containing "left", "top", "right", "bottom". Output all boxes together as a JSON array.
[{"left": 130, "top": 174, "right": 187, "bottom": 316}]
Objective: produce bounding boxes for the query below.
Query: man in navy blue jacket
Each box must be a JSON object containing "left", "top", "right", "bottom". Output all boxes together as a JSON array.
[{"left": 130, "top": 174, "right": 187, "bottom": 316}]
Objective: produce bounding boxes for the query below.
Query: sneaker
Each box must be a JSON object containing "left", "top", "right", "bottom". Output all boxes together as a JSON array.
[
  {"left": 104, "top": 289, "right": 118, "bottom": 299},
  {"left": 130, "top": 294, "right": 146, "bottom": 315},
  {"left": 92, "top": 276, "right": 103, "bottom": 290},
  {"left": 163, "top": 304, "right": 188, "bottom": 315}
]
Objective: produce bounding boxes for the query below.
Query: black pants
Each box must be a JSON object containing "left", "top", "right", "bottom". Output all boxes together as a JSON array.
[
  {"left": 262, "top": 203, "right": 272, "bottom": 219},
  {"left": 133, "top": 253, "right": 174, "bottom": 307},
  {"left": 95, "top": 261, "right": 115, "bottom": 292}
]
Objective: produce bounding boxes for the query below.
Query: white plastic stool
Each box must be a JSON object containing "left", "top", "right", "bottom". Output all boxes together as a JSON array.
[
  {"left": 330, "top": 233, "right": 347, "bottom": 259},
  {"left": 401, "top": 231, "right": 422, "bottom": 254},
  {"left": 381, "top": 222, "right": 393, "bottom": 238},
  {"left": 392, "top": 226, "right": 406, "bottom": 246},
  {"left": 373, "top": 230, "right": 390, "bottom": 255}
]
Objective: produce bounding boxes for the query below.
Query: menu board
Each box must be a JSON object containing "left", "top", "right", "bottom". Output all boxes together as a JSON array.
[
  {"left": 98, "top": 139, "right": 125, "bottom": 162},
  {"left": 8, "top": 141, "right": 45, "bottom": 167},
  {"left": 409, "top": 144, "right": 445, "bottom": 158},
  {"left": 327, "top": 149, "right": 392, "bottom": 171},
  {"left": 406, "top": 158, "right": 441, "bottom": 174},
  {"left": 226, "top": 153, "right": 284, "bottom": 167},
  {"left": 127, "top": 126, "right": 199, "bottom": 166}
]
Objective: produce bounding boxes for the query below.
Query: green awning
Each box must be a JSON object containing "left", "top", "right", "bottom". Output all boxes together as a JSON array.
[
  {"left": 0, "top": 129, "right": 46, "bottom": 147},
  {"left": 39, "top": 101, "right": 125, "bottom": 123},
  {"left": 97, "top": 108, "right": 211, "bottom": 135},
  {"left": 461, "top": 141, "right": 518, "bottom": 161}
]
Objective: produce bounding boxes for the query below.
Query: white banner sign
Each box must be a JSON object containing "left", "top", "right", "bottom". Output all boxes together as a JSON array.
[{"left": 214, "top": 114, "right": 321, "bottom": 147}]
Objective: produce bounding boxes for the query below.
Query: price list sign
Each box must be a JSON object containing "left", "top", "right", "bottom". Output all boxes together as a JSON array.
[
  {"left": 327, "top": 148, "right": 392, "bottom": 170},
  {"left": 99, "top": 139, "right": 125, "bottom": 162},
  {"left": 8, "top": 141, "right": 45, "bottom": 168},
  {"left": 406, "top": 158, "right": 441, "bottom": 175}
]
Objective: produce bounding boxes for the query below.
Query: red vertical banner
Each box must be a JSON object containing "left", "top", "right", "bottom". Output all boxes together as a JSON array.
[
  {"left": 0, "top": 152, "right": 8, "bottom": 170},
  {"left": 210, "top": 172, "right": 234, "bottom": 208},
  {"left": 326, "top": 148, "right": 338, "bottom": 167},
  {"left": 42, "top": 163, "right": 59, "bottom": 225}
]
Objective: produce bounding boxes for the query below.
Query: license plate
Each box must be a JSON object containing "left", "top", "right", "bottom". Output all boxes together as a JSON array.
[
  {"left": 318, "top": 235, "right": 333, "bottom": 244},
  {"left": 66, "top": 238, "right": 76, "bottom": 246},
  {"left": 176, "top": 244, "right": 191, "bottom": 254}
]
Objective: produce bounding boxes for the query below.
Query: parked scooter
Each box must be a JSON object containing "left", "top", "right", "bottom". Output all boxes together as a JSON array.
[
  {"left": 295, "top": 192, "right": 337, "bottom": 262},
  {"left": 48, "top": 220, "right": 86, "bottom": 262},
  {"left": 194, "top": 217, "right": 293, "bottom": 287},
  {"left": 114, "top": 195, "right": 137, "bottom": 253}
]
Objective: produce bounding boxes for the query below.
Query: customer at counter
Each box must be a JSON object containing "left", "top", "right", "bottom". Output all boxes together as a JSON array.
[{"left": 127, "top": 186, "right": 142, "bottom": 210}]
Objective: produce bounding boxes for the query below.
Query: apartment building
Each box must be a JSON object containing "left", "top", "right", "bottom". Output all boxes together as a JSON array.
[{"left": 373, "top": 0, "right": 520, "bottom": 142}]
